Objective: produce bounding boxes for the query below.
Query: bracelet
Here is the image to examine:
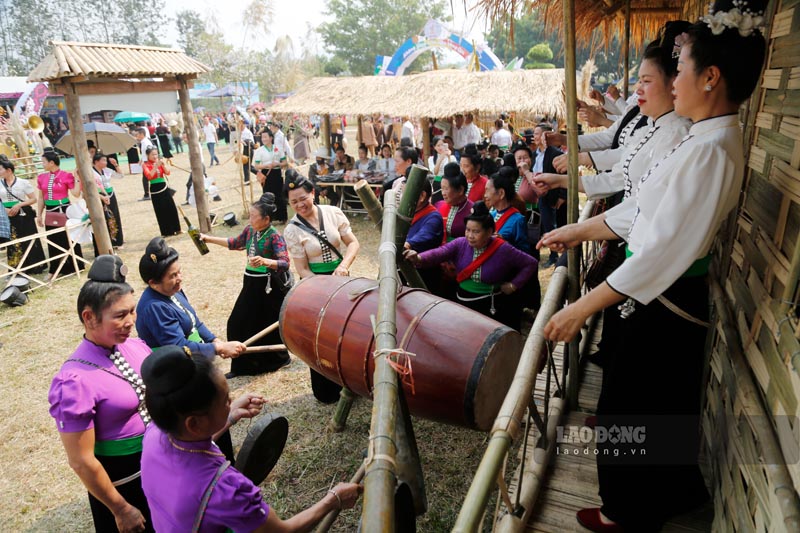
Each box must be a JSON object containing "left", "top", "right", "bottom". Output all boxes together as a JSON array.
[{"left": 327, "top": 489, "right": 342, "bottom": 510}]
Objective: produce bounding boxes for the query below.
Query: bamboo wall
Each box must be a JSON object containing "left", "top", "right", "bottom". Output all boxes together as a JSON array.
[{"left": 687, "top": 0, "right": 800, "bottom": 529}]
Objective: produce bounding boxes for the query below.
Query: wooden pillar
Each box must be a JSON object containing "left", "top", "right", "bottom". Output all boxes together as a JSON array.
[
  {"left": 63, "top": 83, "right": 113, "bottom": 255},
  {"left": 420, "top": 117, "right": 431, "bottom": 165},
  {"left": 178, "top": 77, "right": 211, "bottom": 232},
  {"left": 623, "top": 0, "right": 631, "bottom": 99},
  {"left": 323, "top": 114, "right": 331, "bottom": 154},
  {"left": 357, "top": 115, "right": 363, "bottom": 147},
  {"left": 563, "top": 0, "right": 581, "bottom": 408}
]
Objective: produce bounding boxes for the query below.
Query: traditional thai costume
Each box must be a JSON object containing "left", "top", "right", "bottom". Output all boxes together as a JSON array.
[
  {"left": 141, "top": 424, "right": 269, "bottom": 532},
  {"left": 136, "top": 288, "right": 217, "bottom": 358},
  {"left": 49, "top": 337, "right": 154, "bottom": 532},
  {"left": 36, "top": 169, "right": 83, "bottom": 275},
  {"left": 406, "top": 204, "right": 443, "bottom": 292},
  {"left": 1, "top": 176, "right": 45, "bottom": 272},
  {"left": 142, "top": 161, "right": 180, "bottom": 237},
  {"left": 226, "top": 225, "right": 291, "bottom": 375},
  {"left": 415, "top": 236, "right": 537, "bottom": 330},
  {"left": 252, "top": 144, "right": 287, "bottom": 221},
  {"left": 595, "top": 114, "right": 745, "bottom": 530},
  {"left": 92, "top": 166, "right": 124, "bottom": 249}
]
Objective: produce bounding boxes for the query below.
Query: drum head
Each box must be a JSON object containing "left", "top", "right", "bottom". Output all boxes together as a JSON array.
[
  {"left": 234, "top": 414, "right": 289, "bottom": 486},
  {"left": 10, "top": 276, "right": 29, "bottom": 291},
  {"left": 0, "top": 286, "right": 26, "bottom": 306}
]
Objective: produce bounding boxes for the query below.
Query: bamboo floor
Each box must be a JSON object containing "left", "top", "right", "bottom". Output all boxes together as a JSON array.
[{"left": 503, "top": 322, "right": 714, "bottom": 532}]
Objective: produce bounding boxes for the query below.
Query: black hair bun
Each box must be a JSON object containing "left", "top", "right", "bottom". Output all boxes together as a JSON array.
[
  {"left": 139, "top": 236, "right": 179, "bottom": 284},
  {"left": 443, "top": 162, "right": 461, "bottom": 178},
  {"left": 88, "top": 255, "right": 128, "bottom": 283},
  {"left": 141, "top": 345, "right": 195, "bottom": 396},
  {"left": 470, "top": 201, "right": 491, "bottom": 219},
  {"left": 258, "top": 192, "right": 276, "bottom": 205}
]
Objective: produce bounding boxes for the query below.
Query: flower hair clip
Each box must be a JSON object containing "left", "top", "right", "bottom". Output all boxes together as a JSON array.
[
  {"left": 672, "top": 32, "right": 690, "bottom": 59},
  {"left": 700, "top": 0, "right": 765, "bottom": 37}
]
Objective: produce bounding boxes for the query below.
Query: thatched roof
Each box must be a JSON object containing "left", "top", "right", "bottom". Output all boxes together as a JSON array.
[
  {"left": 28, "top": 41, "right": 211, "bottom": 82},
  {"left": 270, "top": 69, "right": 567, "bottom": 119},
  {"left": 476, "top": 0, "right": 683, "bottom": 49}
]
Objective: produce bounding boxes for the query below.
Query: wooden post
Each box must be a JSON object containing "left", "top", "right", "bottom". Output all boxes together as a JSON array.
[
  {"left": 395, "top": 164, "right": 429, "bottom": 290},
  {"left": 357, "top": 115, "right": 363, "bottom": 147},
  {"left": 361, "top": 189, "right": 401, "bottom": 532},
  {"left": 563, "top": 0, "right": 581, "bottom": 409},
  {"left": 62, "top": 83, "right": 113, "bottom": 255},
  {"left": 323, "top": 114, "right": 331, "bottom": 155},
  {"left": 178, "top": 77, "right": 211, "bottom": 232},
  {"left": 623, "top": 0, "right": 631, "bottom": 99},
  {"left": 420, "top": 117, "right": 431, "bottom": 165}
]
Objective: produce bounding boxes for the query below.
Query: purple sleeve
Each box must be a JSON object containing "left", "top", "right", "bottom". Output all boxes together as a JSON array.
[
  {"left": 504, "top": 243, "right": 537, "bottom": 289},
  {"left": 205, "top": 468, "right": 270, "bottom": 532},
  {"left": 227, "top": 227, "right": 251, "bottom": 250},
  {"left": 417, "top": 238, "right": 463, "bottom": 268},
  {"left": 48, "top": 372, "right": 95, "bottom": 433}
]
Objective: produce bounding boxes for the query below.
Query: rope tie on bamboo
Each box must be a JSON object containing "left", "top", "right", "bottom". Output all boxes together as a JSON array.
[
  {"left": 373, "top": 348, "right": 416, "bottom": 395},
  {"left": 776, "top": 314, "right": 793, "bottom": 340},
  {"left": 365, "top": 434, "right": 398, "bottom": 471},
  {"left": 378, "top": 241, "right": 396, "bottom": 254}
]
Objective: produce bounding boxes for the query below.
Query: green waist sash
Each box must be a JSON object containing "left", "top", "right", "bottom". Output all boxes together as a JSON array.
[
  {"left": 309, "top": 258, "right": 341, "bottom": 274},
  {"left": 44, "top": 198, "right": 70, "bottom": 206},
  {"left": 94, "top": 434, "right": 143, "bottom": 457},
  {"left": 459, "top": 278, "right": 497, "bottom": 295},
  {"left": 104, "top": 187, "right": 113, "bottom": 194},
  {"left": 246, "top": 265, "right": 268, "bottom": 274},
  {"left": 625, "top": 246, "right": 710, "bottom": 278},
  {"left": 149, "top": 177, "right": 166, "bottom": 185},
  {"left": 3, "top": 201, "right": 19, "bottom": 208}
]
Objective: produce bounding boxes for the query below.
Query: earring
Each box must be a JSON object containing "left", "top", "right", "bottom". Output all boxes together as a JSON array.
[{"left": 704, "top": 84, "right": 712, "bottom": 92}]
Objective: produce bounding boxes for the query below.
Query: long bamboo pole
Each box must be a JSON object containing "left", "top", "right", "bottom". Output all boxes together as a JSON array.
[
  {"left": 62, "top": 84, "right": 113, "bottom": 255},
  {"left": 355, "top": 180, "right": 383, "bottom": 227},
  {"left": 453, "top": 266, "right": 569, "bottom": 532},
  {"left": 178, "top": 77, "right": 211, "bottom": 233},
  {"left": 420, "top": 117, "right": 431, "bottom": 164},
  {"left": 623, "top": 0, "right": 631, "bottom": 99},
  {"left": 563, "top": 0, "right": 582, "bottom": 409},
  {"left": 395, "top": 164, "right": 429, "bottom": 290},
  {"left": 323, "top": 114, "right": 331, "bottom": 154},
  {"left": 361, "top": 189, "right": 401, "bottom": 532},
  {"left": 314, "top": 463, "right": 367, "bottom": 533}
]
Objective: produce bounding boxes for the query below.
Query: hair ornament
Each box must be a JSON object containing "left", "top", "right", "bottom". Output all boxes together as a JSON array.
[
  {"left": 183, "top": 346, "right": 192, "bottom": 358},
  {"left": 288, "top": 182, "right": 296, "bottom": 189},
  {"left": 700, "top": 0, "right": 765, "bottom": 37},
  {"left": 150, "top": 253, "right": 157, "bottom": 262}
]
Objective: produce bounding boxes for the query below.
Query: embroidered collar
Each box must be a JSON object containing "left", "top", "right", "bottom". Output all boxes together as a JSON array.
[{"left": 689, "top": 114, "right": 739, "bottom": 135}]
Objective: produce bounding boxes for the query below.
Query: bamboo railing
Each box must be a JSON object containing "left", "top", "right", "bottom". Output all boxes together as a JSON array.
[{"left": 453, "top": 200, "right": 596, "bottom": 532}]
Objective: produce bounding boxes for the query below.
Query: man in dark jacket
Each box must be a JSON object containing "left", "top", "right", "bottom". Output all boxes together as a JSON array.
[{"left": 528, "top": 124, "right": 565, "bottom": 266}]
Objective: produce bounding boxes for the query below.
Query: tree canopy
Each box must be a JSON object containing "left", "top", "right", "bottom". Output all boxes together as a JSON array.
[{"left": 319, "top": 0, "right": 450, "bottom": 76}]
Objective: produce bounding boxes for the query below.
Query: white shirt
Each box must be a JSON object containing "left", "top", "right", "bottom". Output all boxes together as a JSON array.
[
  {"left": 139, "top": 136, "right": 154, "bottom": 156},
  {"left": 376, "top": 157, "right": 395, "bottom": 174},
  {"left": 582, "top": 111, "right": 691, "bottom": 201},
  {"left": 241, "top": 128, "right": 254, "bottom": 143},
  {"left": 579, "top": 111, "right": 648, "bottom": 172},
  {"left": 0, "top": 177, "right": 34, "bottom": 204},
  {"left": 605, "top": 114, "right": 745, "bottom": 303},
  {"left": 273, "top": 129, "right": 292, "bottom": 161},
  {"left": 253, "top": 144, "right": 285, "bottom": 168},
  {"left": 402, "top": 121, "right": 415, "bottom": 146},
  {"left": 462, "top": 123, "right": 481, "bottom": 147},
  {"left": 490, "top": 128, "right": 513, "bottom": 148},
  {"left": 202, "top": 123, "right": 217, "bottom": 144},
  {"left": 427, "top": 154, "right": 456, "bottom": 176}
]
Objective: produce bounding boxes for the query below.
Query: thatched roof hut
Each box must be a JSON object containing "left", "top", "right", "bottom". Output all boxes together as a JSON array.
[
  {"left": 475, "top": 0, "right": 682, "bottom": 49},
  {"left": 269, "top": 69, "right": 567, "bottom": 119}
]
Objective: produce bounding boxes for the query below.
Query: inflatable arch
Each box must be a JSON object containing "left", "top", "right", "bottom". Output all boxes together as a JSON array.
[{"left": 376, "top": 20, "right": 504, "bottom": 76}]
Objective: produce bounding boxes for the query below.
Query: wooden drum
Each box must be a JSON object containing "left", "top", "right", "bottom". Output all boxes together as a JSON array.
[{"left": 280, "top": 276, "right": 523, "bottom": 431}]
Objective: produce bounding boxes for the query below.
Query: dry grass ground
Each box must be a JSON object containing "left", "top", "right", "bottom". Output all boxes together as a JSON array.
[{"left": 0, "top": 133, "right": 555, "bottom": 531}]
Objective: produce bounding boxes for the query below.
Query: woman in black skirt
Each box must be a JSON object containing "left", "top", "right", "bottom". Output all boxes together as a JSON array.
[
  {"left": 200, "top": 192, "right": 291, "bottom": 378},
  {"left": 252, "top": 129, "right": 288, "bottom": 222},
  {"left": 92, "top": 153, "right": 124, "bottom": 249},
  {"left": 142, "top": 148, "right": 180, "bottom": 237},
  {"left": 35, "top": 152, "right": 83, "bottom": 278},
  {"left": 1, "top": 158, "right": 46, "bottom": 272},
  {"left": 155, "top": 120, "right": 173, "bottom": 160}
]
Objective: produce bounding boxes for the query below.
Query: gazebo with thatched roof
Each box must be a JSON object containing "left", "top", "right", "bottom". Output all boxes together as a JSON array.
[
  {"left": 27, "top": 41, "right": 212, "bottom": 253},
  {"left": 270, "top": 68, "right": 568, "bottom": 161}
]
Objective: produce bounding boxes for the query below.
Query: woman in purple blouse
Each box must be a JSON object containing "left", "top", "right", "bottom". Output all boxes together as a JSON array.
[
  {"left": 140, "top": 347, "right": 362, "bottom": 532},
  {"left": 405, "top": 201, "right": 537, "bottom": 330},
  {"left": 48, "top": 255, "right": 153, "bottom": 532},
  {"left": 201, "top": 193, "right": 291, "bottom": 378}
]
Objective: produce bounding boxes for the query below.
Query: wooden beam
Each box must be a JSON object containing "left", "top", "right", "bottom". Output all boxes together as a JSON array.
[
  {"left": 49, "top": 80, "right": 183, "bottom": 96},
  {"left": 62, "top": 82, "right": 113, "bottom": 255},
  {"left": 629, "top": 7, "right": 680, "bottom": 13},
  {"left": 623, "top": 0, "right": 631, "bottom": 99},
  {"left": 177, "top": 76, "right": 211, "bottom": 233}
]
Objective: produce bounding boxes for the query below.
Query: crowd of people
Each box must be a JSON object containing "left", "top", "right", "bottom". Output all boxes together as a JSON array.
[{"left": 23, "top": 0, "right": 772, "bottom": 529}]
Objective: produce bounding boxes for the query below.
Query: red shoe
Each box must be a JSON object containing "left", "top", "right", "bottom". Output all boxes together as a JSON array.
[
  {"left": 576, "top": 508, "right": 624, "bottom": 532},
  {"left": 585, "top": 415, "right": 597, "bottom": 429}
]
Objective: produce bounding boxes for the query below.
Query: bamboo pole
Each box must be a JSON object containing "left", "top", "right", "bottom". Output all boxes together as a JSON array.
[
  {"left": 241, "top": 344, "right": 286, "bottom": 354},
  {"left": 323, "top": 114, "right": 331, "bottom": 154},
  {"left": 778, "top": 229, "right": 800, "bottom": 317},
  {"left": 710, "top": 276, "right": 800, "bottom": 530},
  {"left": 62, "top": 84, "right": 113, "bottom": 255},
  {"left": 330, "top": 387, "right": 356, "bottom": 432},
  {"left": 314, "top": 463, "right": 367, "bottom": 533},
  {"left": 242, "top": 320, "right": 279, "bottom": 346},
  {"left": 238, "top": 121, "right": 248, "bottom": 212},
  {"left": 420, "top": 117, "right": 431, "bottom": 164},
  {"left": 563, "top": 0, "right": 582, "bottom": 409},
  {"left": 178, "top": 77, "right": 211, "bottom": 233},
  {"left": 395, "top": 164, "right": 429, "bottom": 290},
  {"left": 453, "top": 266, "right": 569, "bottom": 532},
  {"left": 355, "top": 179, "right": 383, "bottom": 227},
  {"left": 361, "top": 189, "right": 401, "bottom": 532},
  {"left": 623, "top": 0, "right": 631, "bottom": 99}
]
